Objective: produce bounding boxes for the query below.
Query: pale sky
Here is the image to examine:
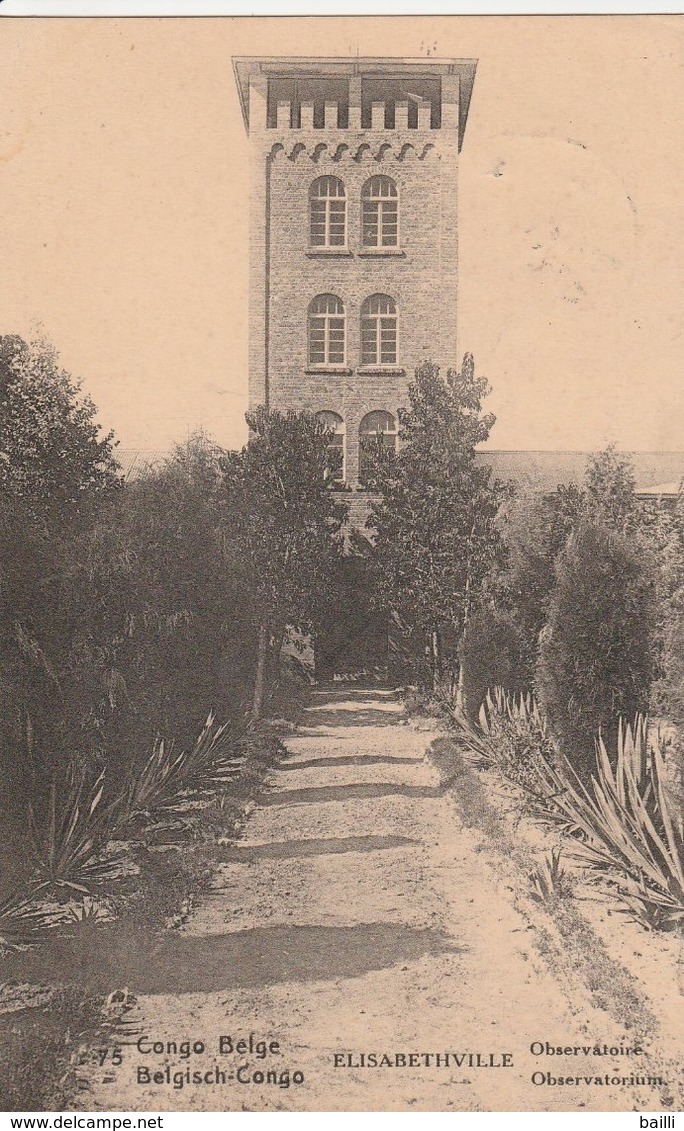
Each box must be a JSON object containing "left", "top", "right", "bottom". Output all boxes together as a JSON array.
[{"left": 1, "top": 15, "right": 682, "bottom": 452}]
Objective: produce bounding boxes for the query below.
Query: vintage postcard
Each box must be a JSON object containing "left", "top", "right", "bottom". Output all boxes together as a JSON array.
[{"left": 0, "top": 12, "right": 683, "bottom": 1115}]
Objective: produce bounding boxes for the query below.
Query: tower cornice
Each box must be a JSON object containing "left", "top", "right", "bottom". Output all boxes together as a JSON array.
[{"left": 232, "top": 55, "right": 477, "bottom": 152}]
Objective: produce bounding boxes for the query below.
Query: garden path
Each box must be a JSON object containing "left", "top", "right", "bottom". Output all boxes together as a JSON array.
[{"left": 85, "top": 686, "right": 649, "bottom": 1112}]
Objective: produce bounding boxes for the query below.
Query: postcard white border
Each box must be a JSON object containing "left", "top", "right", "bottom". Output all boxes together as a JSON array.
[{"left": 1, "top": 2, "right": 683, "bottom": 18}]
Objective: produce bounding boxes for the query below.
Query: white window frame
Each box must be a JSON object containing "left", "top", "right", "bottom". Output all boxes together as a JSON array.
[
  {"left": 308, "top": 294, "right": 346, "bottom": 368},
  {"left": 309, "top": 176, "right": 347, "bottom": 250},
  {"left": 361, "top": 176, "right": 399, "bottom": 249},
  {"left": 360, "top": 294, "right": 398, "bottom": 367}
]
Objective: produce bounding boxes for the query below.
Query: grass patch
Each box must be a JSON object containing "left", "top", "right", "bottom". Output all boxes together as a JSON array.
[
  {"left": 430, "top": 735, "right": 509, "bottom": 843},
  {"left": 534, "top": 902, "right": 657, "bottom": 1036}
]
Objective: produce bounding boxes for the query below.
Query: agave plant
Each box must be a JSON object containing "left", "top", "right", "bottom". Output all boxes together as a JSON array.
[
  {"left": 122, "top": 715, "right": 244, "bottom": 820},
  {"left": 444, "top": 689, "right": 500, "bottom": 766},
  {"left": 471, "top": 687, "right": 557, "bottom": 796},
  {"left": 479, "top": 687, "right": 552, "bottom": 742},
  {"left": 31, "top": 770, "right": 123, "bottom": 895},
  {"left": 463, "top": 687, "right": 684, "bottom": 930},
  {"left": 181, "top": 715, "right": 244, "bottom": 789},
  {"left": 0, "top": 888, "right": 60, "bottom": 950},
  {"left": 121, "top": 735, "right": 190, "bottom": 818},
  {"left": 528, "top": 847, "right": 571, "bottom": 905},
  {"left": 535, "top": 716, "right": 684, "bottom": 930},
  {"left": 64, "top": 896, "right": 114, "bottom": 925}
]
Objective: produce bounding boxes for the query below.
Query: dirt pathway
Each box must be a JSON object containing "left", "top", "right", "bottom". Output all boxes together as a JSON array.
[{"left": 85, "top": 687, "right": 654, "bottom": 1112}]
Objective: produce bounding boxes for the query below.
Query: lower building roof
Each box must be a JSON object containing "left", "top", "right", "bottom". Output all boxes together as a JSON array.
[{"left": 476, "top": 451, "right": 684, "bottom": 497}]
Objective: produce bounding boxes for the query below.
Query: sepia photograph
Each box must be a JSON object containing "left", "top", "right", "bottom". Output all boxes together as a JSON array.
[{"left": 0, "top": 10, "right": 683, "bottom": 1114}]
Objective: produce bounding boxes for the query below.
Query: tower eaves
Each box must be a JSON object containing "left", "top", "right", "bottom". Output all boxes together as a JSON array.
[{"left": 232, "top": 56, "right": 478, "bottom": 151}]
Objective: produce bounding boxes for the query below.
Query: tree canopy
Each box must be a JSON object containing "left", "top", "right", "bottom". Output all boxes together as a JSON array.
[
  {"left": 366, "top": 356, "right": 507, "bottom": 692},
  {"left": 0, "top": 333, "right": 120, "bottom": 519},
  {"left": 221, "top": 406, "right": 348, "bottom": 718}
]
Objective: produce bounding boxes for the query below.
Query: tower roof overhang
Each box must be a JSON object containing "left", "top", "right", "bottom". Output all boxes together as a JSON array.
[{"left": 232, "top": 56, "right": 478, "bottom": 150}]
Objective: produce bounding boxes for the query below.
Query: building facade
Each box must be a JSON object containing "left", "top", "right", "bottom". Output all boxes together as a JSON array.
[{"left": 233, "top": 56, "right": 477, "bottom": 500}]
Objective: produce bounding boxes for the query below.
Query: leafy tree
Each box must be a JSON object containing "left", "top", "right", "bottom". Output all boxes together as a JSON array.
[
  {"left": 496, "top": 447, "right": 650, "bottom": 683},
  {"left": 495, "top": 481, "right": 585, "bottom": 679},
  {"left": 0, "top": 432, "right": 262, "bottom": 890},
  {"left": 221, "top": 407, "right": 347, "bottom": 720},
  {"left": 0, "top": 332, "right": 120, "bottom": 886},
  {"left": 536, "top": 520, "right": 657, "bottom": 783},
  {"left": 0, "top": 333, "right": 120, "bottom": 519},
  {"left": 57, "top": 434, "right": 258, "bottom": 769},
  {"left": 584, "top": 443, "right": 638, "bottom": 531},
  {"left": 489, "top": 446, "right": 684, "bottom": 780},
  {"left": 366, "top": 356, "right": 507, "bottom": 699},
  {"left": 0, "top": 332, "right": 120, "bottom": 778}
]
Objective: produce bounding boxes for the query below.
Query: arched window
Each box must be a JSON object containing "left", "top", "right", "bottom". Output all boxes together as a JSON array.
[
  {"left": 308, "top": 294, "right": 346, "bottom": 367},
  {"left": 361, "top": 176, "right": 399, "bottom": 248},
  {"left": 309, "top": 176, "right": 347, "bottom": 248},
  {"left": 316, "top": 410, "right": 345, "bottom": 485},
  {"left": 359, "top": 410, "right": 397, "bottom": 479},
  {"left": 360, "top": 294, "right": 397, "bottom": 367}
]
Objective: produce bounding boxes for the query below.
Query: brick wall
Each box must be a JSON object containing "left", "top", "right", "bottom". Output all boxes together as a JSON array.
[{"left": 248, "top": 127, "right": 460, "bottom": 488}]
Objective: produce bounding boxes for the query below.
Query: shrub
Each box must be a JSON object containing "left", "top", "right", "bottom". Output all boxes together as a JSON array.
[
  {"left": 0, "top": 436, "right": 260, "bottom": 892},
  {"left": 496, "top": 482, "right": 585, "bottom": 674},
  {"left": 460, "top": 606, "right": 529, "bottom": 723},
  {"left": 536, "top": 520, "right": 657, "bottom": 784},
  {"left": 60, "top": 439, "right": 258, "bottom": 776}
]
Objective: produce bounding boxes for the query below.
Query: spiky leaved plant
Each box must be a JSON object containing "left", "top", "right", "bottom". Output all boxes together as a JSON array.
[
  {"left": 528, "top": 847, "right": 571, "bottom": 905},
  {"left": 122, "top": 714, "right": 244, "bottom": 820},
  {"left": 458, "top": 686, "right": 684, "bottom": 930},
  {"left": 535, "top": 716, "right": 684, "bottom": 930},
  {"left": 0, "top": 889, "right": 61, "bottom": 951},
  {"left": 475, "top": 687, "right": 557, "bottom": 793},
  {"left": 30, "top": 769, "right": 123, "bottom": 896}
]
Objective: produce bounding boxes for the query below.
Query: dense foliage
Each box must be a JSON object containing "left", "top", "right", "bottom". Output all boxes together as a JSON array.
[
  {"left": 220, "top": 406, "right": 348, "bottom": 719},
  {"left": 0, "top": 338, "right": 347, "bottom": 894},
  {"left": 457, "top": 688, "right": 684, "bottom": 931},
  {"left": 4, "top": 329, "right": 684, "bottom": 941},
  {"left": 366, "top": 357, "right": 507, "bottom": 696},
  {"left": 1, "top": 335, "right": 122, "bottom": 888},
  {"left": 459, "top": 606, "right": 528, "bottom": 723},
  {"left": 0, "top": 334, "right": 119, "bottom": 516},
  {"left": 536, "top": 520, "right": 657, "bottom": 781},
  {"left": 453, "top": 446, "right": 684, "bottom": 785},
  {"left": 0, "top": 432, "right": 259, "bottom": 890}
]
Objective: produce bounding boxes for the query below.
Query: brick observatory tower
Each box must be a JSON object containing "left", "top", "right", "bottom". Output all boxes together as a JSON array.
[
  {"left": 233, "top": 56, "right": 477, "bottom": 502},
  {"left": 233, "top": 56, "right": 477, "bottom": 674}
]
